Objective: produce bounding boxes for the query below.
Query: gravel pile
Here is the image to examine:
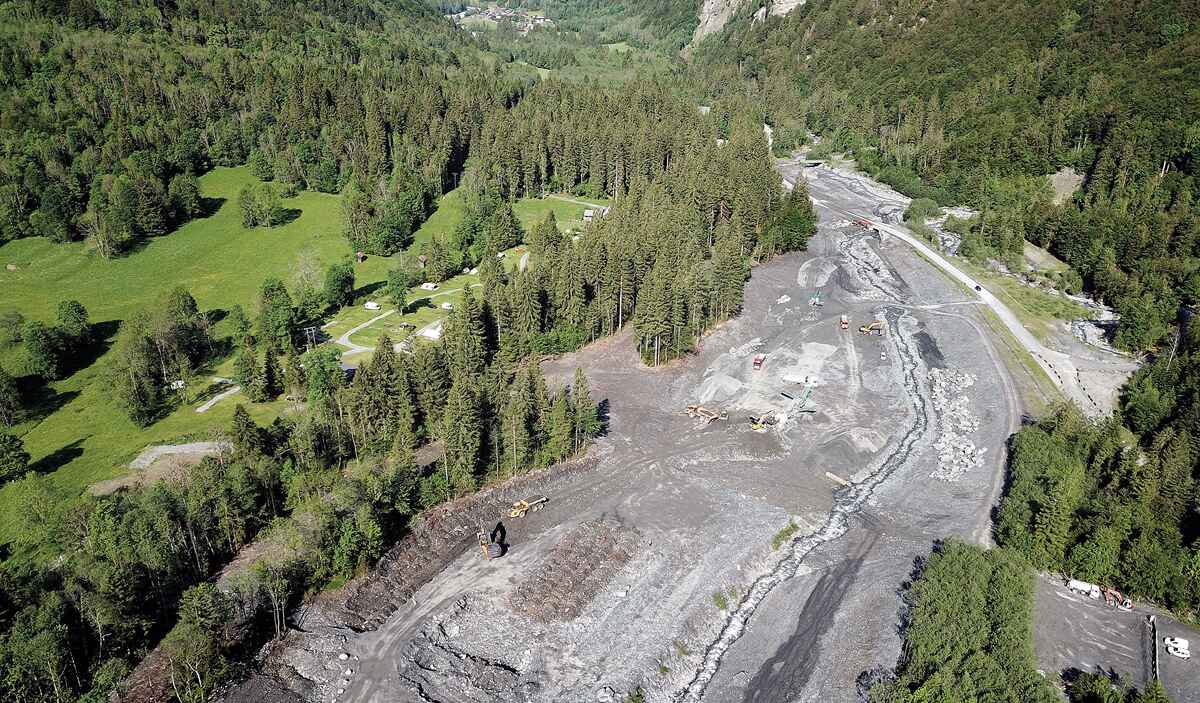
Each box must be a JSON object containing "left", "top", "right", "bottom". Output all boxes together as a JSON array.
[
  {"left": 928, "top": 368, "right": 985, "bottom": 482},
  {"left": 728, "top": 338, "right": 764, "bottom": 357}
]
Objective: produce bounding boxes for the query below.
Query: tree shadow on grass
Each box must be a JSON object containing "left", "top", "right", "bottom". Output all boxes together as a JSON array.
[
  {"left": 274, "top": 208, "right": 302, "bottom": 227},
  {"left": 198, "top": 196, "right": 226, "bottom": 219},
  {"left": 29, "top": 437, "right": 87, "bottom": 475},
  {"left": 63, "top": 319, "right": 121, "bottom": 376},
  {"left": 16, "top": 378, "right": 80, "bottom": 424},
  {"left": 353, "top": 281, "right": 385, "bottom": 301}
]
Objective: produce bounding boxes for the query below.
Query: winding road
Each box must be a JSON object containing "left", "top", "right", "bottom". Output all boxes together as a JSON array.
[
  {"left": 332, "top": 284, "right": 483, "bottom": 356},
  {"left": 794, "top": 162, "right": 1102, "bottom": 415}
]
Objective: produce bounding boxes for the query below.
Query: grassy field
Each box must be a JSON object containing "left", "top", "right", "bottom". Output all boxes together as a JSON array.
[
  {"left": 0, "top": 166, "right": 366, "bottom": 541},
  {"left": 0, "top": 170, "right": 591, "bottom": 544},
  {"left": 957, "top": 259, "right": 1091, "bottom": 343}
]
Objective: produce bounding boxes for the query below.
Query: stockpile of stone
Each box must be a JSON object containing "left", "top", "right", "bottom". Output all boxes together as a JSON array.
[{"left": 928, "top": 368, "right": 985, "bottom": 482}]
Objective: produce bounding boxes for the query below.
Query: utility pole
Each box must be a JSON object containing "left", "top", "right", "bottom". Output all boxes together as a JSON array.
[{"left": 302, "top": 326, "right": 319, "bottom": 352}]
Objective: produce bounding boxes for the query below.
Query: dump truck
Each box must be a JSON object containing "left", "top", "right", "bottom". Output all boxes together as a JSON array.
[
  {"left": 839, "top": 314, "right": 849, "bottom": 330},
  {"left": 859, "top": 320, "right": 885, "bottom": 336},
  {"left": 752, "top": 353, "right": 766, "bottom": 370},
  {"left": 1067, "top": 579, "right": 1101, "bottom": 599},
  {"left": 508, "top": 495, "right": 549, "bottom": 518},
  {"left": 686, "top": 405, "right": 728, "bottom": 423}
]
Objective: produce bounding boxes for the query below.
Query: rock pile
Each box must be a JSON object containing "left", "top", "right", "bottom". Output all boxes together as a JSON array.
[{"left": 928, "top": 368, "right": 985, "bottom": 482}]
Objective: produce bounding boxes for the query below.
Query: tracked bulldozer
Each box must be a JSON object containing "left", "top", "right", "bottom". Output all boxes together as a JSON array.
[
  {"left": 508, "top": 495, "right": 549, "bottom": 518},
  {"left": 748, "top": 412, "right": 778, "bottom": 432}
]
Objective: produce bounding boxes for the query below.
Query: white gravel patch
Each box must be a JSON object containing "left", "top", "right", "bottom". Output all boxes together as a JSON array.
[{"left": 928, "top": 368, "right": 985, "bottom": 481}]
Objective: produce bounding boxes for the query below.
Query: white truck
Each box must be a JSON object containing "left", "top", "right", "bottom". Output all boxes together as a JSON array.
[{"left": 1067, "top": 579, "right": 1101, "bottom": 599}]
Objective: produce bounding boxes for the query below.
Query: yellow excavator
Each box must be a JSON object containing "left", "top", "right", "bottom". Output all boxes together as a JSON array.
[
  {"left": 859, "top": 320, "right": 885, "bottom": 336},
  {"left": 477, "top": 527, "right": 503, "bottom": 560},
  {"left": 686, "top": 405, "right": 729, "bottom": 423}
]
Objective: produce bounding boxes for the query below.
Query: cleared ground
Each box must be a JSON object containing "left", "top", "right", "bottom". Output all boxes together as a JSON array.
[
  {"left": 243, "top": 162, "right": 1034, "bottom": 703},
  {"left": 1033, "top": 574, "right": 1199, "bottom": 702}
]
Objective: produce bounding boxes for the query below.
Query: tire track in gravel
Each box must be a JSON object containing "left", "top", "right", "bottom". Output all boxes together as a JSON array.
[{"left": 678, "top": 230, "right": 933, "bottom": 702}]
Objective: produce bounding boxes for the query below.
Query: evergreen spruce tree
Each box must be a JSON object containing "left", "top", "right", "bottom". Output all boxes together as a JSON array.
[
  {"left": 412, "top": 343, "right": 449, "bottom": 434},
  {"left": 251, "top": 347, "right": 282, "bottom": 402},
  {"left": 544, "top": 387, "right": 573, "bottom": 464},
  {"left": 234, "top": 341, "right": 258, "bottom": 388},
  {"left": 500, "top": 370, "right": 534, "bottom": 475},
  {"left": 0, "top": 365, "right": 20, "bottom": 427},
  {"left": 571, "top": 367, "right": 600, "bottom": 453},
  {"left": 284, "top": 345, "right": 306, "bottom": 401},
  {"left": 441, "top": 377, "right": 481, "bottom": 496},
  {"left": 444, "top": 293, "right": 487, "bottom": 381},
  {"left": 230, "top": 404, "right": 265, "bottom": 457}
]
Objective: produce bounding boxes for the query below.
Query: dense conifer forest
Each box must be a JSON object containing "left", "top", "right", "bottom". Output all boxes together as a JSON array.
[
  {"left": 0, "top": 1, "right": 812, "bottom": 699},
  {"left": 691, "top": 0, "right": 1200, "bottom": 352},
  {"left": 2, "top": 0, "right": 1198, "bottom": 700}
]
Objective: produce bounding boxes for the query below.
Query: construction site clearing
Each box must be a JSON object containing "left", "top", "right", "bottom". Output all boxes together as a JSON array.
[{"left": 217, "top": 159, "right": 1185, "bottom": 703}]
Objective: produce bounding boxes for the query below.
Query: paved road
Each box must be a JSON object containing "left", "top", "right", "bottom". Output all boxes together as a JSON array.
[
  {"left": 547, "top": 193, "right": 608, "bottom": 211},
  {"left": 793, "top": 162, "right": 1101, "bottom": 415},
  {"left": 195, "top": 384, "right": 240, "bottom": 413}
]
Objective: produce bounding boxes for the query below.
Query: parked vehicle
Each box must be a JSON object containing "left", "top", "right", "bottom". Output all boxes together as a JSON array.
[
  {"left": 1164, "top": 637, "right": 1189, "bottom": 650},
  {"left": 1067, "top": 579, "right": 1101, "bottom": 599},
  {"left": 1166, "top": 644, "right": 1190, "bottom": 660}
]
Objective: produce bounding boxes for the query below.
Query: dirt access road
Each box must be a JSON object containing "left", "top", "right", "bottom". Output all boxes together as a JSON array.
[{"left": 307, "top": 159, "right": 1025, "bottom": 703}]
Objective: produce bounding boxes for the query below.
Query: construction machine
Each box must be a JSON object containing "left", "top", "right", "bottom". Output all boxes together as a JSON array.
[
  {"left": 839, "top": 314, "right": 849, "bottom": 330},
  {"left": 782, "top": 383, "right": 816, "bottom": 415},
  {"left": 809, "top": 290, "right": 824, "bottom": 307},
  {"left": 477, "top": 527, "right": 502, "bottom": 560},
  {"left": 508, "top": 495, "right": 549, "bottom": 518},
  {"left": 748, "top": 412, "right": 777, "bottom": 432},
  {"left": 859, "top": 320, "right": 885, "bottom": 336},
  {"left": 686, "top": 405, "right": 728, "bottom": 423},
  {"left": 853, "top": 218, "right": 873, "bottom": 229}
]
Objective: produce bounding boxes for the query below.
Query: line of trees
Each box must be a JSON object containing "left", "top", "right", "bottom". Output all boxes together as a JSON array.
[{"left": 690, "top": 0, "right": 1200, "bottom": 351}]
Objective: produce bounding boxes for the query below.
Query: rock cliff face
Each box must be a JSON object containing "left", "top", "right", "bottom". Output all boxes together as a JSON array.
[
  {"left": 689, "top": 0, "right": 806, "bottom": 47},
  {"left": 768, "top": 0, "right": 806, "bottom": 16},
  {"left": 690, "top": 0, "right": 748, "bottom": 44}
]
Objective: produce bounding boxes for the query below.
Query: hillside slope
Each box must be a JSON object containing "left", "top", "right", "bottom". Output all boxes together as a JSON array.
[{"left": 691, "top": 0, "right": 1200, "bottom": 350}]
